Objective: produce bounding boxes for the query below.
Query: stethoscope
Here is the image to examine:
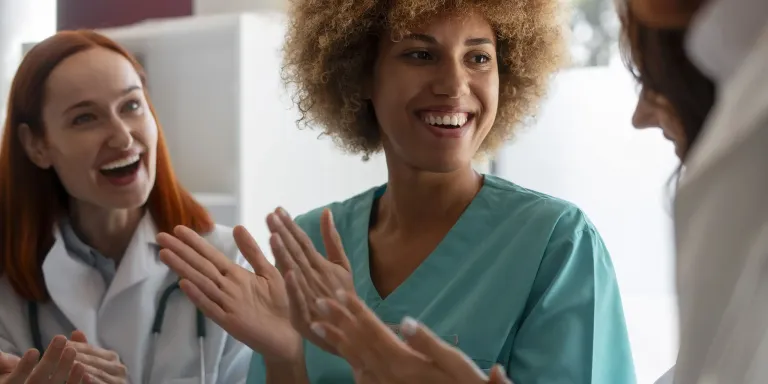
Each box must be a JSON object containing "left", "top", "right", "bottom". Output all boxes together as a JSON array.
[{"left": 28, "top": 281, "right": 207, "bottom": 384}]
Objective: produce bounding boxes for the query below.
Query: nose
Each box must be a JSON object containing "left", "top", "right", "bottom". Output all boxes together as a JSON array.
[
  {"left": 431, "top": 59, "right": 470, "bottom": 98},
  {"left": 631, "top": 95, "right": 659, "bottom": 130},
  {"left": 107, "top": 117, "right": 134, "bottom": 149}
]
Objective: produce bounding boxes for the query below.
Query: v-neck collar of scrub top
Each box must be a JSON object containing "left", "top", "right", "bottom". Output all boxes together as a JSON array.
[{"left": 346, "top": 176, "right": 503, "bottom": 316}]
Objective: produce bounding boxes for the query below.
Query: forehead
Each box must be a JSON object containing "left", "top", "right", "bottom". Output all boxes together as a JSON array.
[
  {"left": 393, "top": 11, "right": 495, "bottom": 43},
  {"left": 44, "top": 47, "right": 141, "bottom": 108}
]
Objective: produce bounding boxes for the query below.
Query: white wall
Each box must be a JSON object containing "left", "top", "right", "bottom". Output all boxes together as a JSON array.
[
  {"left": 0, "top": 0, "right": 56, "bottom": 127},
  {"left": 495, "top": 64, "right": 679, "bottom": 383}
]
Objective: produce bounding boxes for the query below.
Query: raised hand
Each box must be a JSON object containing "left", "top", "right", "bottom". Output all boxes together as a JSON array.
[
  {"left": 67, "top": 331, "right": 127, "bottom": 383},
  {"left": 157, "top": 225, "right": 302, "bottom": 363},
  {"left": 266, "top": 207, "right": 354, "bottom": 355},
  {"left": 310, "top": 291, "right": 513, "bottom": 384},
  {"left": 0, "top": 335, "right": 91, "bottom": 384}
]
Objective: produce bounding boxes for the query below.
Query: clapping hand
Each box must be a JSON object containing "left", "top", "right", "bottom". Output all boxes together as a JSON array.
[
  {"left": 266, "top": 207, "right": 354, "bottom": 356},
  {"left": 310, "top": 291, "right": 513, "bottom": 384},
  {"left": 157, "top": 225, "right": 302, "bottom": 363},
  {"left": 0, "top": 335, "right": 91, "bottom": 384},
  {"left": 67, "top": 331, "right": 126, "bottom": 384}
]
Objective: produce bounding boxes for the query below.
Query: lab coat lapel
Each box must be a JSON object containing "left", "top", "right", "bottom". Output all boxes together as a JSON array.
[
  {"left": 100, "top": 214, "right": 167, "bottom": 308},
  {"left": 42, "top": 226, "right": 103, "bottom": 342},
  {"left": 96, "top": 213, "right": 171, "bottom": 381}
]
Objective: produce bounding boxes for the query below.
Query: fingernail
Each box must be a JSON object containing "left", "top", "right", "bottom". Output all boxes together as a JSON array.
[
  {"left": 52, "top": 336, "right": 66, "bottom": 347},
  {"left": 335, "top": 289, "right": 347, "bottom": 303},
  {"left": 310, "top": 323, "right": 325, "bottom": 338},
  {"left": 497, "top": 365, "right": 507, "bottom": 376},
  {"left": 277, "top": 207, "right": 290, "bottom": 218},
  {"left": 400, "top": 316, "right": 419, "bottom": 337},
  {"left": 316, "top": 298, "right": 329, "bottom": 315}
]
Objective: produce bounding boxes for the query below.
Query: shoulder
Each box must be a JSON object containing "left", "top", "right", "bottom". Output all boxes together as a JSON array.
[
  {"left": 293, "top": 186, "right": 379, "bottom": 239},
  {"left": 481, "top": 175, "right": 598, "bottom": 243},
  {"left": 201, "top": 224, "right": 241, "bottom": 263}
]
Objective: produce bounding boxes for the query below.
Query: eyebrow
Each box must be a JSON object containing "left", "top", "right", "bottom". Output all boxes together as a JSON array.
[
  {"left": 403, "top": 33, "right": 494, "bottom": 46},
  {"left": 63, "top": 85, "right": 142, "bottom": 114}
]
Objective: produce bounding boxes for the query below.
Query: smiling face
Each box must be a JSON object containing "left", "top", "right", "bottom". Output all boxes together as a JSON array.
[
  {"left": 20, "top": 47, "right": 158, "bottom": 210},
  {"left": 369, "top": 11, "right": 500, "bottom": 173},
  {"left": 632, "top": 88, "right": 688, "bottom": 159}
]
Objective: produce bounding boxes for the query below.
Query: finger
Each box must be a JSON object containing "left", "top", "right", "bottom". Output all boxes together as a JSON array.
[
  {"left": 400, "top": 316, "right": 486, "bottom": 379},
  {"left": 308, "top": 322, "right": 364, "bottom": 368},
  {"left": 27, "top": 335, "right": 67, "bottom": 380},
  {"left": 336, "top": 291, "right": 400, "bottom": 346},
  {"left": 173, "top": 226, "right": 235, "bottom": 273},
  {"left": 74, "top": 353, "right": 116, "bottom": 376},
  {"left": 46, "top": 346, "right": 77, "bottom": 383},
  {"left": 232, "top": 226, "right": 275, "bottom": 275},
  {"left": 70, "top": 330, "right": 88, "bottom": 343},
  {"left": 285, "top": 270, "right": 312, "bottom": 328},
  {"left": 157, "top": 232, "right": 229, "bottom": 291},
  {"left": 65, "top": 362, "right": 87, "bottom": 384},
  {"left": 159, "top": 249, "right": 230, "bottom": 308},
  {"left": 179, "top": 278, "right": 229, "bottom": 320},
  {"left": 276, "top": 208, "right": 327, "bottom": 269},
  {"left": 0, "top": 351, "right": 21, "bottom": 373},
  {"left": 3, "top": 349, "right": 39, "bottom": 384},
  {"left": 68, "top": 340, "right": 120, "bottom": 363},
  {"left": 271, "top": 233, "right": 330, "bottom": 300},
  {"left": 267, "top": 213, "right": 322, "bottom": 293},
  {"left": 82, "top": 363, "right": 115, "bottom": 383},
  {"left": 269, "top": 232, "right": 296, "bottom": 275},
  {"left": 489, "top": 365, "right": 513, "bottom": 384},
  {"left": 320, "top": 209, "right": 351, "bottom": 271}
]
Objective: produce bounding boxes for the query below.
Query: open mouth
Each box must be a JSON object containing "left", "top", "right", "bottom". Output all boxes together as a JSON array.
[
  {"left": 420, "top": 112, "right": 474, "bottom": 129},
  {"left": 99, "top": 154, "right": 141, "bottom": 178}
]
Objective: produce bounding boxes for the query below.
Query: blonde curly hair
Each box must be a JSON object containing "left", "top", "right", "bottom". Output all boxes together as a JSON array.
[{"left": 282, "top": 0, "right": 568, "bottom": 158}]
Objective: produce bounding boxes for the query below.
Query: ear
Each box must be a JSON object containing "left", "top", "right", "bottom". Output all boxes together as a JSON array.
[{"left": 18, "top": 123, "right": 52, "bottom": 169}]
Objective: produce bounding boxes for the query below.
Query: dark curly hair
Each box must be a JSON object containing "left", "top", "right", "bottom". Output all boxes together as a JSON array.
[
  {"left": 619, "top": 1, "right": 715, "bottom": 159},
  {"left": 282, "top": 0, "right": 568, "bottom": 158}
]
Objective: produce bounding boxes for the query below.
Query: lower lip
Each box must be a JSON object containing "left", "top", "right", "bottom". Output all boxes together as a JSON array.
[
  {"left": 421, "top": 118, "right": 472, "bottom": 139},
  {"left": 100, "top": 163, "right": 141, "bottom": 187}
]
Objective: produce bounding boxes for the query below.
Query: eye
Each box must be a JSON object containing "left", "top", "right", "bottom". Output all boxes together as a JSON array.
[
  {"left": 72, "top": 113, "right": 96, "bottom": 126},
  {"left": 469, "top": 54, "right": 492, "bottom": 64},
  {"left": 405, "top": 50, "right": 434, "bottom": 61},
  {"left": 122, "top": 99, "right": 141, "bottom": 113}
]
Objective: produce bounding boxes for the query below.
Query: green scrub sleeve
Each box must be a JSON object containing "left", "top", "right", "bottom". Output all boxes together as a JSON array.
[{"left": 507, "top": 228, "right": 637, "bottom": 384}]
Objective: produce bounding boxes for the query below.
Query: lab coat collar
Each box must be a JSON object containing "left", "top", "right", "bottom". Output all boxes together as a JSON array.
[
  {"left": 686, "top": 0, "right": 768, "bottom": 87},
  {"left": 42, "top": 212, "right": 167, "bottom": 340}
]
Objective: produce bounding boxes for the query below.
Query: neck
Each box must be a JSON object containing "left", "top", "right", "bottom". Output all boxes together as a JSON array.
[
  {"left": 687, "top": 0, "right": 768, "bottom": 86},
  {"left": 377, "top": 158, "right": 483, "bottom": 234},
  {"left": 68, "top": 200, "right": 144, "bottom": 262}
]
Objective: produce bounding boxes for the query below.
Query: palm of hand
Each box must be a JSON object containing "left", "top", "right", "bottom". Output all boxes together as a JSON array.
[{"left": 220, "top": 263, "right": 302, "bottom": 361}]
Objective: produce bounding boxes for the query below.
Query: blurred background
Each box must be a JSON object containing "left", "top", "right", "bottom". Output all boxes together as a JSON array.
[{"left": 0, "top": 0, "right": 678, "bottom": 382}]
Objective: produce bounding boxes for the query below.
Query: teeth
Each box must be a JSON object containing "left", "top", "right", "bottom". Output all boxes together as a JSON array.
[
  {"left": 422, "top": 112, "right": 469, "bottom": 127},
  {"left": 100, "top": 154, "right": 140, "bottom": 170}
]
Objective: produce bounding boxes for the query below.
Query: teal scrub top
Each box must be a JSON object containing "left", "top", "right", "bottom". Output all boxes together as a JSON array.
[{"left": 247, "top": 175, "right": 636, "bottom": 383}]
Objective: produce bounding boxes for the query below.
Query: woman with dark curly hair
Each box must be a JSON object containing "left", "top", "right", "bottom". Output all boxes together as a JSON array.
[{"left": 158, "top": 0, "right": 637, "bottom": 383}]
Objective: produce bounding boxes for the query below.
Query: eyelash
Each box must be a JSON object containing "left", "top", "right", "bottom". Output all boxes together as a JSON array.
[
  {"left": 71, "top": 99, "right": 142, "bottom": 126},
  {"left": 404, "top": 50, "right": 493, "bottom": 65}
]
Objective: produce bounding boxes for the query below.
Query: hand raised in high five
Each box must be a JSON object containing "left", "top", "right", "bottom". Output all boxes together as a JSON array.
[
  {"left": 157, "top": 225, "right": 302, "bottom": 363},
  {"left": 68, "top": 330, "right": 127, "bottom": 384},
  {"left": 266, "top": 207, "right": 354, "bottom": 355},
  {"left": 310, "top": 291, "right": 514, "bottom": 384},
  {"left": 0, "top": 335, "right": 91, "bottom": 384}
]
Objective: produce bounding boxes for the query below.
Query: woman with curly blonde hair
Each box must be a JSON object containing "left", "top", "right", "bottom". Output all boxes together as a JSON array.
[{"left": 158, "top": 0, "right": 637, "bottom": 383}]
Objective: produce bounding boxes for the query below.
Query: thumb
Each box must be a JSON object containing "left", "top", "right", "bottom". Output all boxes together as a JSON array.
[
  {"left": 489, "top": 364, "right": 513, "bottom": 384},
  {"left": 400, "top": 317, "right": 461, "bottom": 366},
  {"left": 320, "top": 208, "right": 351, "bottom": 271},
  {"left": 70, "top": 330, "right": 88, "bottom": 343}
]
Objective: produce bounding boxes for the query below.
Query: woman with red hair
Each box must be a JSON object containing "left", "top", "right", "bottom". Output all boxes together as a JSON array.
[{"left": 0, "top": 30, "right": 250, "bottom": 383}]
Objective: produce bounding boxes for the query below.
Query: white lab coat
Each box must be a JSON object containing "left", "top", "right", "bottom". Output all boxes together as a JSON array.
[
  {"left": 672, "top": 9, "right": 768, "bottom": 384},
  {"left": 0, "top": 214, "right": 250, "bottom": 384}
]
